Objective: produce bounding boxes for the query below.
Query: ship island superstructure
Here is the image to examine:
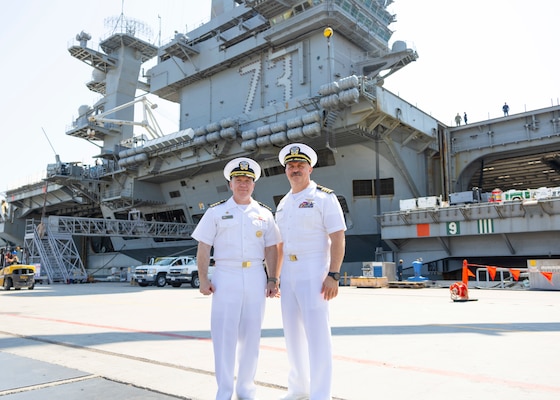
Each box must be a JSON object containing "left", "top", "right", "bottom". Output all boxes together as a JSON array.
[{"left": 2, "top": 0, "right": 560, "bottom": 283}]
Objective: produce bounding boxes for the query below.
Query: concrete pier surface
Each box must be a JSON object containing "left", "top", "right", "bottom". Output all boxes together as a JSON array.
[{"left": 1, "top": 283, "right": 559, "bottom": 399}]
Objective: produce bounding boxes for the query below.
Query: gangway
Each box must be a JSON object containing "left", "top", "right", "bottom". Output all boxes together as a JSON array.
[
  {"left": 44, "top": 215, "right": 196, "bottom": 238},
  {"left": 23, "top": 216, "right": 197, "bottom": 284},
  {"left": 24, "top": 219, "right": 87, "bottom": 284}
]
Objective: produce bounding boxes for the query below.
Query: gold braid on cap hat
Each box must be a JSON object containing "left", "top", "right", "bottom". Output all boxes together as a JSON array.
[
  {"left": 230, "top": 160, "right": 256, "bottom": 179},
  {"left": 284, "top": 146, "right": 312, "bottom": 164}
]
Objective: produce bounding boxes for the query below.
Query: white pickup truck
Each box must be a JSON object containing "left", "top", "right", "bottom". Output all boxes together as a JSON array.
[
  {"left": 166, "top": 257, "right": 215, "bottom": 288},
  {"left": 133, "top": 256, "right": 194, "bottom": 287}
]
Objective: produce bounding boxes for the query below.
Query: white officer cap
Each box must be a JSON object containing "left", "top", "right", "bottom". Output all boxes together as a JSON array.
[
  {"left": 278, "top": 143, "right": 318, "bottom": 167},
  {"left": 223, "top": 157, "right": 261, "bottom": 181}
]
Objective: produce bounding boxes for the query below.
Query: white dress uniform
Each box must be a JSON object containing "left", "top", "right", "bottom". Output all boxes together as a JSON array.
[
  {"left": 275, "top": 180, "right": 346, "bottom": 400},
  {"left": 192, "top": 195, "right": 280, "bottom": 400}
]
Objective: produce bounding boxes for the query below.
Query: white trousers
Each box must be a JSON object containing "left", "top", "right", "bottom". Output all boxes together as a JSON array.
[
  {"left": 211, "top": 265, "right": 266, "bottom": 400},
  {"left": 280, "top": 259, "right": 332, "bottom": 400}
]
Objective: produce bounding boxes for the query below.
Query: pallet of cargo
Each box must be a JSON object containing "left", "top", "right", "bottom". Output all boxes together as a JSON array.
[
  {"left": 349, "top": 276, "right": 388, "bottom": 288},
  {"left": 388, "top": 281, "right": 426, "bottom": 289}
]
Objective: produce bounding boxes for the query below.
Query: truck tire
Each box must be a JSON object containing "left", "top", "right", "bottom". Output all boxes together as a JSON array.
[
  {"left": 3, "top": 278, "right": 12, "bottom": 290},
  {"left": 156, "top": 273, "right": 167, "bottom": 287},
  {"left": 191, "top": 273, "right": 200, "bottom": 288}
]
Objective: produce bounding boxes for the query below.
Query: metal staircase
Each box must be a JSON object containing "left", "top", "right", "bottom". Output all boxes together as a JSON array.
[
  {"left": 24, "top": 219, "right": 88, "bottom": 284},
  {"left": 20, "top": 215, "right": 196, "bottom": 284}
]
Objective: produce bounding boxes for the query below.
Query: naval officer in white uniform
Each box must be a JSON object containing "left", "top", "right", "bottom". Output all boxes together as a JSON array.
[
  {"left": 192, "top": 157, "right": 281, "bottom": 400},
  {"left": 275, "top": 144, "right": 346, "bottom": 400}
]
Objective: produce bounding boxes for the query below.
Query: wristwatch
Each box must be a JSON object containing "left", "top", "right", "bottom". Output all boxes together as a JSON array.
[{"left": 328, "top": 272, "right": 340, "bottom": 281}]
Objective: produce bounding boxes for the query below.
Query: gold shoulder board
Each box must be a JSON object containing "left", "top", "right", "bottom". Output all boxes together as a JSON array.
[
  {"left": 316, "top": 184, "right": 334, "bottom": 194},
  {"left": 257, "top": 201, "right": 272, "bottom": 211},
  {"left": 209, "top": 199, "right": 227, "bottom": 208}
]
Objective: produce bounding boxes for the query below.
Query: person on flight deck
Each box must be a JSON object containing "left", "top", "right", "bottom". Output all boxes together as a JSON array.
[
  {"left": 192, "top": 157, "right": 280, "bottom": 400},
  {"left": 275, "top": 143, "right": 347, "bottom": 400},
  {"left": 1, "top": 199, "right": 8, "bottom": 220},
  {"left": 5, "top": 251, "right": 14, "bottom": 266},
  {"left": 397, "top": 259, "right": 404, "bottom": 281}
]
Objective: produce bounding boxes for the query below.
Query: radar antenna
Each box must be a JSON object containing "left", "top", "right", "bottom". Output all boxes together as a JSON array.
[
  {"left": 40, "top": 127, "right": 59, "bottom": 220},
  {"left": 104, "top": 0, "right": 153, "bottom": 42},
  {"left": 41, "top": 127, "right": 60, "bottom": 165}
]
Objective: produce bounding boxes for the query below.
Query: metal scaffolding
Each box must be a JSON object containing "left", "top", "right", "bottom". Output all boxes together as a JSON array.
[
  {"left": 24, "top": 219, "right": 88, "bottom": 284},
  {"left": 23, "top": 216, "right": 196, "bottom": 283}
]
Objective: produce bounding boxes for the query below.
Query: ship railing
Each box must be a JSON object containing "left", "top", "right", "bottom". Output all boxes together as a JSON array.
[
  {"left": 5, "top": 171, "right": 47, "bottom": 193},
  {"left": 48, "top": 216, "right": 195, "bottom": 239},
  {"left": 26, "top": 220, "right": 54, "bottom": 284},
  {"left": 44, "top": 231, "right": 71, "bottom": 283},
  {"left": 475, "top": 267, "right": 529, "bottom": 289},
  {"left": 101, "top": 188, "right": 133, "bottom": 200},
  {"left": 334, "top": 0, "right": 393, "bottom": 41}
]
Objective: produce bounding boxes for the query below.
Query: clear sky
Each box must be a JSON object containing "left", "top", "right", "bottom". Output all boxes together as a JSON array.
[{"left": 1, "top": 0, "right": 558, "bottom": 195}]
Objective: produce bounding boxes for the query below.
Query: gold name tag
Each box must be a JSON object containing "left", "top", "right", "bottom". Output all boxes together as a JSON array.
[
  {"left": 289, "top": 254, "right": 298, "bottom": 261},
  {"left": 242, "top": 261, "right": 252, "bottom": 268}
]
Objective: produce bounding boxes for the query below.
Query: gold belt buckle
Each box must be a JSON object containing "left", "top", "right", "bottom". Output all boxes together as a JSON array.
[
  {"left": 289, "top": 254, "right": 298, "bottom": 261},
  {"left": 242, "top": 261, "right": 251, "bottom": 268}
]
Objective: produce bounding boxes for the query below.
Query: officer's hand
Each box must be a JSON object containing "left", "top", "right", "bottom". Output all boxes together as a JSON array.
[
  {"left": 266, "top": 282, "right": 280, "bottom": 298},
  {"left": 199, "top": 279, "right": 214, "bottom": 296},
  {"left": 321, "top": 277, "right": 339, "bottom": 301}
]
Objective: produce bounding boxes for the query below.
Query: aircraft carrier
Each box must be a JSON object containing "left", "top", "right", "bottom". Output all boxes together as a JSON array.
[{"left": 1, "top": 0, "right": 559, "bottom": 283}]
